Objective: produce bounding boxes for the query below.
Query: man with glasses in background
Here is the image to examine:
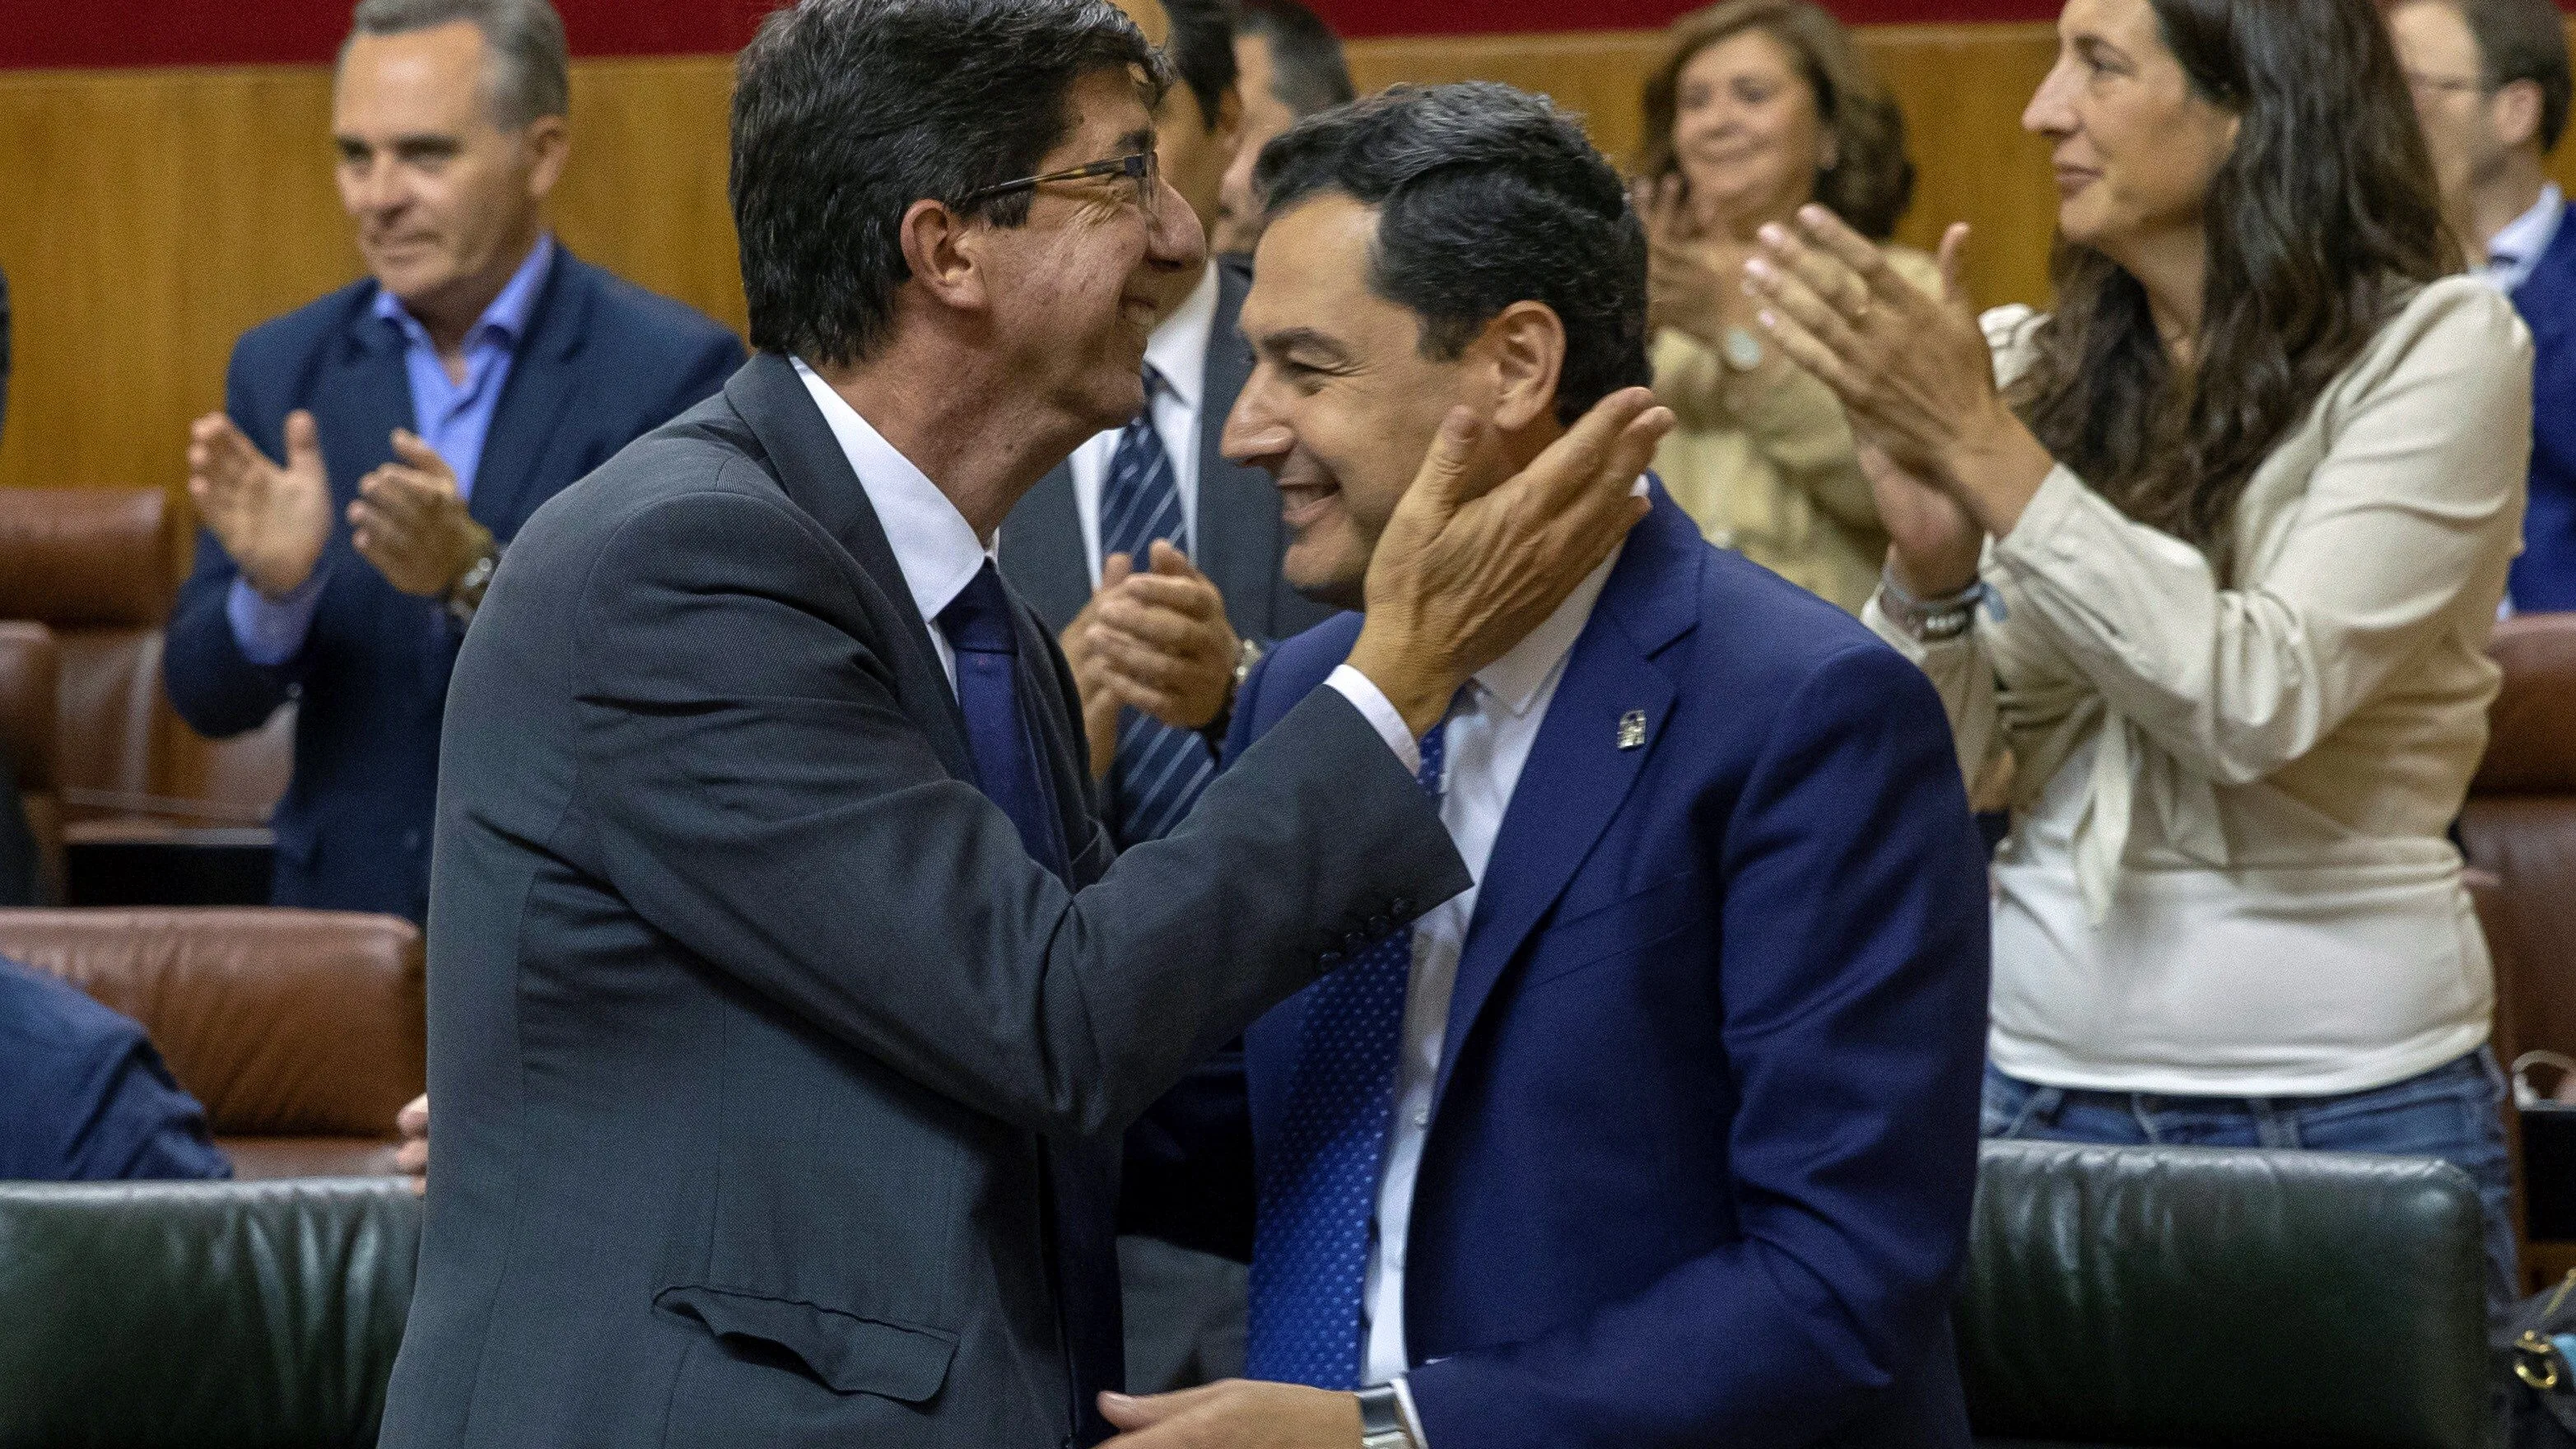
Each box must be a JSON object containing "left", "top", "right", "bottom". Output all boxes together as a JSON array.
[{"left": 2392, "top": 0, "right": 2576, "bottom": 608}]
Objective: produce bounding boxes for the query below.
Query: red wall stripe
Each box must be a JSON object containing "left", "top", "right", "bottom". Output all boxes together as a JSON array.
[{"left": 0, "top": 0, "right": 2073, "bottom": 71}]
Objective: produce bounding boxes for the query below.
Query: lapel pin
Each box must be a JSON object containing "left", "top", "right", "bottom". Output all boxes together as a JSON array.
[{"left": 1617, "top": 710, "right": 1647, "bottom": 750}]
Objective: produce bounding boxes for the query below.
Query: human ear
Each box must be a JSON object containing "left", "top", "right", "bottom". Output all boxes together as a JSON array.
[
  {"left": 1480, "top": 300, "right": 1567, "bottom": 434},
  {"left": 523, "top": 114, "right": 571, "bottom": 201},
  {"left": 1213, "top": 85, "right": 1246, "bottom": 155},
  {"left": 898, "top": 198, "right": 990, "bottom": 315},
  {"left": 2493, "top": 78, "right": 2546, "bottom": 151}
]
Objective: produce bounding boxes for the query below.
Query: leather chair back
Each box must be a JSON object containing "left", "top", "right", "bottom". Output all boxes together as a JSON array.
[
  {"left": 0, "top": 907, "right": 423, "bottom": 1176},
  {"left": 0, "top": 621, "right": 61, "bottom": 900},
  {"left": 0, "top": 1179, "right": 417, "bottom": 1449},
  {"left": 2463, "top": 612, "right": 2576, "bottom": 1079},
  {"left": 0, "top": 487, "right": 291, "bottom": 822},
  {"left": 1963, "top": 1139, "right": 2490, "bottom": 1449}
]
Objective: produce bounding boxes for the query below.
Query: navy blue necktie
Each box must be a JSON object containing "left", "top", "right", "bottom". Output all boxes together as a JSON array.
[
  {"left": 1100, "top": 366, "right": 1216, "bottom": 844},
  {"left": 939, "top": 561, "right": 1118, "bottom": 1442},
  {"left": 939, "top": 561, "right": 1071, "bottom": 883},
  {"left": 1243, "top": 706, "right": 1451, "bottom": 1388}
]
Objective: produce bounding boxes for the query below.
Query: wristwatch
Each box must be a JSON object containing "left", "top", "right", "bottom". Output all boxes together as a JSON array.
[
  {"left": 446, "top": 543, "right": 501, "bottom": 628},
  {"left": 1196, "top": 636, "right": 1265, "bottom": 752},
  {"left": 1719, "top": 324, "right": 1765, "bottom": 371},
  {"left": 1356, "top": 1385, "right": 1416, "bottom": 1449}
]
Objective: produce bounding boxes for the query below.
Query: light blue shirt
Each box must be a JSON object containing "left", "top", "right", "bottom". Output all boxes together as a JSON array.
[
  {"left": 2483, "top": 183, "right": 2564, "bottom": 298},
  {"left": 226, "top": 236, "right": 557, "bottom": 665}
]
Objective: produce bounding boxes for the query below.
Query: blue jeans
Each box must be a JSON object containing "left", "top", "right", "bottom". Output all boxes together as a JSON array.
[{"left": 1982, "top": 1049, "right": 2518, "bottom": 1315}]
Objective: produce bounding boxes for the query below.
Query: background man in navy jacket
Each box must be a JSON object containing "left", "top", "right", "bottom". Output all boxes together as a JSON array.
[
  {"left": 164, "top": 0, "right": 743, "bottom": 920},
  {"left": 2392, "top": 0, "right": 2576, "bottom": 609},
  {"left": 1095, "top": 84, "right": 1992, "bottom": 1449}
]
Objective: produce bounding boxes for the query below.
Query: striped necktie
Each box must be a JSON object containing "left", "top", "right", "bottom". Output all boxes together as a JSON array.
[
  {"left": 1243, "top": 703, "right": 1453, "bottom": 1388},
  {"left": 1100, "top": 365, "right": 1215, "bottom": 845}
]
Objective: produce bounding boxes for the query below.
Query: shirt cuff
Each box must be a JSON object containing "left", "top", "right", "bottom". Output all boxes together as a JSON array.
[
  {"left": 1391, "top": 1376, "right": 1430, "bottom": 1448},
  {"left": 1325, "top": 663, "right": 1419, "bottom": 774},
  {"left": 225, "top": 567, "right": 330, "bottom": 667}
]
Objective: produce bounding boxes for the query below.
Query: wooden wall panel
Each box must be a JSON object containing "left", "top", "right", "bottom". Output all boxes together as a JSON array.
[{"left": 9, "top": 21, "right": 2565, "bottom": 504}]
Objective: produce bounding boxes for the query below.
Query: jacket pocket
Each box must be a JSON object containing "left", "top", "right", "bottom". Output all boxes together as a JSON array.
[
  {"left": 1520, "top": 870, "right": 1703, "bottom": 989},
  {"left": 653, "top": 1284, "right": 958, "bottom": 1404}
]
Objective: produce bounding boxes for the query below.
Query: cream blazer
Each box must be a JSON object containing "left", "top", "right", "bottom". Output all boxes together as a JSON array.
[
  {"left": 1651, "top": 245, "right": 1940, "bottom": 613},
  {"left": 1866, "top": 277, "right": 2532, "bottom": 1094}
]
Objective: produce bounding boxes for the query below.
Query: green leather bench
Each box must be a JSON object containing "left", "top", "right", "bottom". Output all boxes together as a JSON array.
[{"left": 0, "top": 1141, "right": 2491, "bottom": 1447}]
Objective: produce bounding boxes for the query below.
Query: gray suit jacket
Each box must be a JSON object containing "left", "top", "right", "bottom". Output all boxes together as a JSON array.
[
  {"left": 378, "top": 352, "right": 1466, "bottom": 1448},
  {"left": 999, "top": 257, "right": 1338, "bottom": 644}
]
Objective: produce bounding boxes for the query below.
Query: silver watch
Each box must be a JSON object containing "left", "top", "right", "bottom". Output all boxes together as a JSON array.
[{"left": 1356, "top": 1385, "right": 1414, "bottom": 1449}]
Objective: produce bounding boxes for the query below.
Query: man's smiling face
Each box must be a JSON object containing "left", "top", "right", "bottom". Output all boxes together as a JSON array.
[{"left": 1220, "top": 193, "right": 1483, "bottom": 608}]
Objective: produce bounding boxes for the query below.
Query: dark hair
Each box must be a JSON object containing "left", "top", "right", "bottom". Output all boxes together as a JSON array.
[
  {"left": 1255, "top": 82, "right": 1651, "bottom": 424},
  {"left": 2010, "top": 0, "right": 2457, "bottom": 561},
  {"left": 347, "top": 0, "right": 568, "bottom": 126},
  {"left": 1232, "top": 0, "right": 1353, "bottom": 117},
  {"left": 729, "top": 0, "right": 1164, "bottom": 366},
  {"left": 1161, "top": 0, "right": 1240, "bottom": 132},
  {"left": 1637, "top": 0, "right": 1913, "bottom": 240},
  {"left": 2452, "top": 0, "right": 2572, "bottom": 152}
]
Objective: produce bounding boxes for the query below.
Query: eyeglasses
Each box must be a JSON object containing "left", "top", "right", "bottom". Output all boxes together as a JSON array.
[
  {"left": 961, "top": 151, "right": 1161, "bottom": 219},
  {"left": 2403, "top": 69, "right": 2490, "bottom": 98}
]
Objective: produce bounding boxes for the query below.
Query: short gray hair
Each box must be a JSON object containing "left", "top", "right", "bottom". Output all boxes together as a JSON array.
[{"left": 345, "top": 0, "right": 571, "bottom": 128}]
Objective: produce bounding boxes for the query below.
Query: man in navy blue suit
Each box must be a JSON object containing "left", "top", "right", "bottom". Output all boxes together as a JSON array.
[
  {"left": 1093, "top": 85, "right": 1992, "bottom": 1449},
  {"left": 165, "top": 0, "right": 743, "bottom": 920},
  {"left": 0, "top": 955, "right": 232, "bottom": 1181},
  {"left": 2393, "top": 0, "right": 2576, "bottom": 609}
]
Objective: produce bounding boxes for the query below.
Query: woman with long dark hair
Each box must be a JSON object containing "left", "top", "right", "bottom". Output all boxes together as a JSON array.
[{"left": 1748, "top": 0, "right": 2530, "bottom": 1304}]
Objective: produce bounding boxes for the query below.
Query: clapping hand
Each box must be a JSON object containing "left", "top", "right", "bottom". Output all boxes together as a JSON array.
[
  {"left": 1634, "top": 174, "right": 1753, "bottom": 353},
  {"left": 188, "top": 410, "right": 334, "bottom": 599},
  {"left": 351, "top": 430, "right": 494, "bottom": 599},
  {"left": 1744, "top": 206, "right": 2055, "bottom": 568},
  {"left": 1063, "top": 542, "right": 1241, "bottom": 777}
]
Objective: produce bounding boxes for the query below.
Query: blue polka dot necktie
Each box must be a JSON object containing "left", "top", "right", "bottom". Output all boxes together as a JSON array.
[
  {"left": 1099, "top": 365, "right": 1215, "bottom": 846},
  {"left": 1243, "top": 704, "right": 1451, "bottom": 1389}
]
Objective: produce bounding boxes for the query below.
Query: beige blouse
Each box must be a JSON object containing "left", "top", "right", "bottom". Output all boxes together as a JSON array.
[
  {"left": 1651, "top": 245, "right": 1940, "bottom": 613},
  {"left": 1866, "top": 277, "right": 2532, "bottom": 1096}
]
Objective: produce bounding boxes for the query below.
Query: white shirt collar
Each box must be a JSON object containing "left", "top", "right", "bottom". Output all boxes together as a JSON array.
[
  {"left": 1470, "top": 540, "right": 1623, "bottom": 719},
  {"left": 790, "top": 356, "right": 990, "bottom": 631},
  {"left": 2485, "top": 183, "right": 2564, "bottom": 290},
  {"left": 1144, "top": 262, "right": 1222, "bottom": 412}
]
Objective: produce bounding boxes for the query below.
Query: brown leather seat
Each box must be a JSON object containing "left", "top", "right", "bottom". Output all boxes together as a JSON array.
[
  {"left": 0, "top": 622, "right": 63, "bottom": 901},
  {"left": 0, "top": 487, "right": 292, "bottom": 830},
  {"left": 0, "top": 908, "right": 422, "bottom": 1177},
  {"left": 2459, "top": 611, "right": 2576, "bottom": 1288}
]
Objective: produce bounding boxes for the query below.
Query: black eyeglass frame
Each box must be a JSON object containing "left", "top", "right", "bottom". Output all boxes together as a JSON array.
[{"left": 959, "top": 151, "right": 1158, "bottom": 212}]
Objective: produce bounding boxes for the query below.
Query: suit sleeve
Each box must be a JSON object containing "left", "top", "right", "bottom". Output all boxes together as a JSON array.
[
  {"left": 1405, "top": 643, "right": 1991, "bottom": 1449},
  {"left": 571, "top": 488, "right": 1469, "bottom": 1142},
  {"left": 1109, "top": 650, "right": 1290, "bottom": 1257},
  {"left": 163, "top": 338, "right": 305, "bottom": 739}
]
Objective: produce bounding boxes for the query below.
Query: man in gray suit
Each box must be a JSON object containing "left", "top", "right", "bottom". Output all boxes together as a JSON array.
[{"left": 376, "top": 0, "right": 1669, "bottom": 1446}]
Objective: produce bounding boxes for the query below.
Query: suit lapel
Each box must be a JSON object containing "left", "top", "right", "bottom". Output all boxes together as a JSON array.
[
  {"left": 470, "top": 249, "right": 591, "bottom": 534},
  {"left": 1432, "top": 493, "right": 1704, "bottom": 1112},
  {"left": 997, "top": 463, "right": 1093, "bottom": 634},
  {"left": 2515, "top": 209, "right": 2576, "bottom": 346},
  {"left": 721, "top": 354, "right": 977, "bottom": 784},
  {"left": 325, "top": 298, "right": 418, "bottom": 506},
  {"left": 1188, "top": 260, "right": 1283, "bottom": 641}
]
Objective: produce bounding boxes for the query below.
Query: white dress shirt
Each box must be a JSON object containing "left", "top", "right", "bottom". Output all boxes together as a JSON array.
[
  {"left": 794, "top": 355, "right": 1404, "bottom": 742},
  {"left": 1332, "top": 545, "right": 1619, "bottom": 1406},
  {"left": 1065, "top": 262, "right": 1223, "bottom": 583},
  {"left": 793, "top": 358, "right": 990, "bottom": 689},
  {"left": 2481, "top": 182, "right": 2564, "bottom": 296}
]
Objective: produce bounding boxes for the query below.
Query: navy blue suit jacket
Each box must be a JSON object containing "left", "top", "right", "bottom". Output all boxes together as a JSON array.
[
  {"left": 2513, "top": 213, "right": 2576, "bottom": 610},
  {"left": 0, "top": 956, "right": 231, "bottom": 1181},
  {"left": 164, "top": 251, "right": 744, "bottom": 920},
  {"left": 1192, "top": 489, "right": 1991, "bottom": 1447}
]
